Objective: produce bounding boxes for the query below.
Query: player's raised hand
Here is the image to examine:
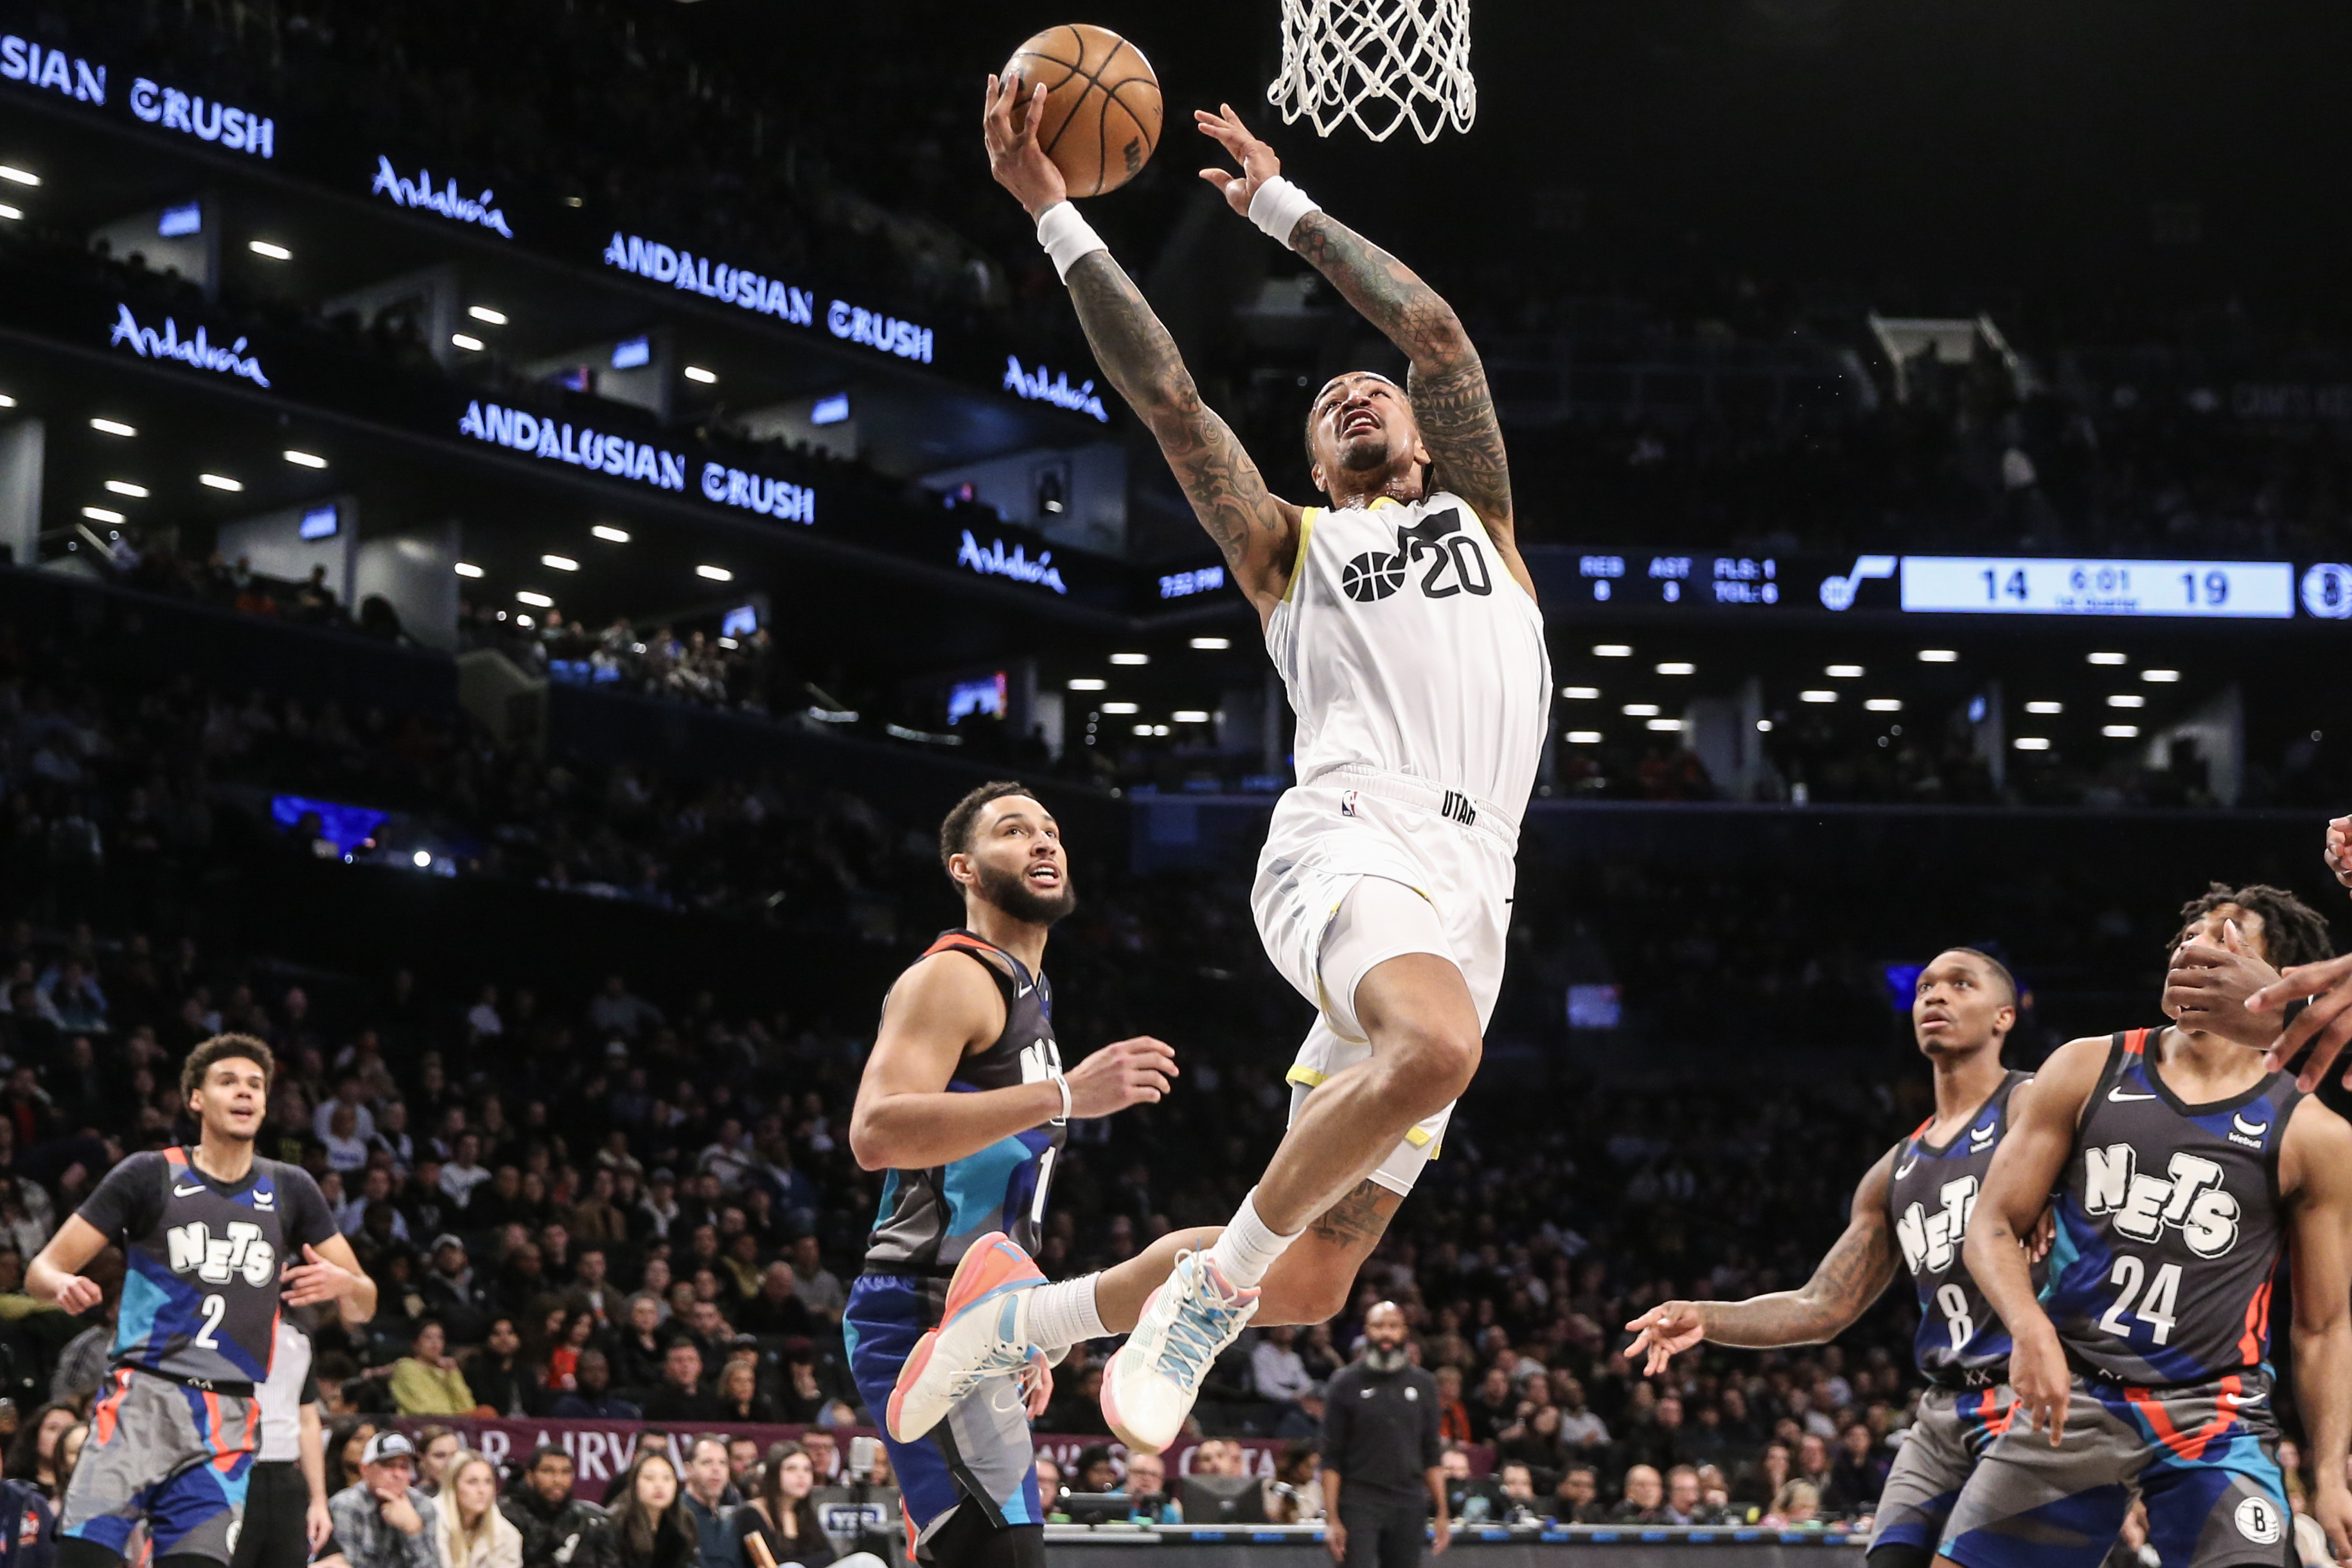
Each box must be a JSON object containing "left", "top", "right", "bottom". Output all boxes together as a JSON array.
[
  {"left": 2326, "top": 814, "right": 2352, "bottom": 890},
  {"left": 282, "top": 1244, "right": 360, "bottom": 1306},
  {"left": 2164, "top": 920, "right": 2283, "bottom": 1049},
  {"left": 1194, "top": 103, "right": 1282, "bottom": 216},
  {"left": 2250, "top": 950, "right": 2352, "bottom": 1091},
  {"left": 1622, "top": 1301, "right": 1706, "bottom": 1377},
  {"left": 51, "top": 1274, "right": 102, "bottom": 1316},
  {"left": 1063, "top": 1036, "right": 1178, "bottom": 1117},
  {"left": 984, "top": 73, "right": 1067, "bottom": 218}
]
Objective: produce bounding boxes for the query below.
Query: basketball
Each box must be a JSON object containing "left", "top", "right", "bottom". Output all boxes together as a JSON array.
[{"left": 1003, "top": 24, "right": 1162, "bottom": 198}]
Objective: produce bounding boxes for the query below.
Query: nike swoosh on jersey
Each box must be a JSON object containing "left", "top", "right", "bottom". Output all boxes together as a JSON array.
[
  {"left": 2107, "top": 1088, "right": 2158, "bottom": 1102},
  {"left": 172, "top": 1183, "right": 205, "bottom": 1196},
  {"left": 1895, "top": 1158, "right": 1920, "bottom": 1179}
]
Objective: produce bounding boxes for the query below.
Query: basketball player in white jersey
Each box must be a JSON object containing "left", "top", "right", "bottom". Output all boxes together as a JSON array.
[{"left": 892, "top": 80, "right": 1550, "bottom": 1456}]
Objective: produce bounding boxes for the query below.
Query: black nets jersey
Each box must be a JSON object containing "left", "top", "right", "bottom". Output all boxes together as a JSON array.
[
  {"left": 1889, "top": 1070, "right": 2035, "bottom": 1387},
  {"left": 76, "top": 1147, "right": 336, "bottom": 1389},
  {"left": 2042, "top": 1030, "right": 2306, "bottom": 1386}
]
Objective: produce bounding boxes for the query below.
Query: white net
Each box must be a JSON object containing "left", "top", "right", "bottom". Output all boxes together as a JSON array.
[{"left": 1267, "top": 0, "right": 1476, "bottom": 143}]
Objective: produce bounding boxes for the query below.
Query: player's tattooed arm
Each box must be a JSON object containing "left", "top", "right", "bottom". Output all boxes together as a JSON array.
[
  {"left": 1064, "top": 252, "right": 1300, "bottom": 612},
  {"left": 1623, "top": 1152, "right": 1897, "bottom": 1373},
  {"left": 1289, "top": 214, "right": 1516, "bottom": 537}
]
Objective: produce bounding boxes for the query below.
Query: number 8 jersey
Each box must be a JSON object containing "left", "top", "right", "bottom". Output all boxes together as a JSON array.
[
  {"left": 1889, "top": 1070, "right": 2034, "bottom": 1387},
  {"left": 74, "top": 1147, "right": 337, "bottom": 1389},
  {"left": 2040, "top": 1029, "right": 2305, "bottom": 1386}
]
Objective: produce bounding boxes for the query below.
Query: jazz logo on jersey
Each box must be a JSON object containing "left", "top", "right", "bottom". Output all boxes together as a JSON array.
[
  {"left": 1897, "top": 1176, "right": 1977, "bottom": 1274},
  {"left": 2082, "top": 1145, "right": 2240, "bottom": 1256},
  {"left": 1339, "top": 507, "right": 1492, "bottom": 603},
  {"left": 166, "top": 1220, "right": 278, "bottom": 1285}
]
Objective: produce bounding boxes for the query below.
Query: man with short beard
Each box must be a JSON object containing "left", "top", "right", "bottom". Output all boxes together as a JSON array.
[{"left": 844, "top": 782, "right": 1178, "bottom": 1568}]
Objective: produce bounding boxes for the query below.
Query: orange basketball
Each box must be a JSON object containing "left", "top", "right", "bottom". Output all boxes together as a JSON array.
[{"left": 1004, "top": 24, "right": 1162, "bottom": 198}]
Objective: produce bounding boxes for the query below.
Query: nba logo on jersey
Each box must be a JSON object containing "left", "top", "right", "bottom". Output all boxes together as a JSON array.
[{"left": 1341, "top": 790, "right": 1361, "bottom": 818}]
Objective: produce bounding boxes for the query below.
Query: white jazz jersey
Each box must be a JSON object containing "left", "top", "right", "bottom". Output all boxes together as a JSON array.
[
  {"left": 1252, "top": 491, "right": 1550, "bottom": 1195},
  {"left": 1266, "top": 491, "right": 1550, "bottom": 806}
]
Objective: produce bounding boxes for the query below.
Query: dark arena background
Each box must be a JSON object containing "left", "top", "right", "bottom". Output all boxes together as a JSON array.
[{"left": 3, "top": 0, "right": 2352, "bottom": 1564}]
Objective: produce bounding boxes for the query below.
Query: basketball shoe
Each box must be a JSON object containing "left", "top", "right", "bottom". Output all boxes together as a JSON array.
[
  {"left": 1100, "top": 1251, "right": 1260, "bottom": 1454},
  {"left": 886, "top": 1231, "right": 1047, "bottom": 1442}
]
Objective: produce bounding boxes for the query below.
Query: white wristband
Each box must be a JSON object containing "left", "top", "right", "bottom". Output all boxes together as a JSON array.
[
  {"left": 1048, "top": 1071, "right": 1072, "bottom": 1126},
  {"left": 1248, "top": 176, "right": 1321, "bottom": 246},
  {"left": 1036, "top": 202, "right": 1107, "bottom": 282}
]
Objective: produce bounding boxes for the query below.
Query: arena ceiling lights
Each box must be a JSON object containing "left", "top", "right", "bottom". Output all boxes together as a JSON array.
[
  {"left": 1110, "top": 652, "right": 1149, "bottom": 665},
  {"left": 247, "top": 239, "right": 291, "bottom": 261},
  {"left": 516, "top": 590, "right": 554, "bottom": 608},
  {"left": 2088, "top": 651, "right": 2128, "bottom": 665},
  {"left": 2143, "top": 668, "right": 2181, "bottom": 682},
  {"left": 592, "top": 525, "right": 630, "bottom": 543},
  {"left": 454, "top": 562, "right": 484, "bottom": 578},
  {"left": 90, "top": 417, "right": 136, "bottom": 437},
  {"left": 283, "top": 449, "right": 327, "bottom": 468},
  {"left": 0, "top": 165, "right": 38, "bottom": 186},
  {"left": 1189, "top": 637, "right": 1230, "bottom": 650},
  {"left": 695, "top": 564, "right": 732, "bottom": 581},
  {"left": 541, "top": 554, "right": 579, "bottom": 572},
  {"left": 1066, "top": 678, "right": 1106, "bottom": 691},
  {"left": 199, "top": 473, "right": 242, "bottom": 491},
  {"left": 468, "top": 306, "right": 509, "bottom": 326},
  {"left": 1917, "top": 649, "right": 1958, "bottom": 662},
  {"left": 105, "top": 480, "right": 147, "bottom": 497}
]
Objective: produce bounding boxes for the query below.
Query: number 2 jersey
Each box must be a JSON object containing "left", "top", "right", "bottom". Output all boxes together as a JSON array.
[
  {"left": 1889, "top": 1070, "right": 2034, "bottom": 1387},
  {"left": 1266, "top": 491, "right": 1550, "bottom": 812},
  {"left": 2041, "top": 1029, "right": 2306, "bottom": 1386},
  {"left": 74, "top": 1147, "right": 337, "bottom": 1389}
]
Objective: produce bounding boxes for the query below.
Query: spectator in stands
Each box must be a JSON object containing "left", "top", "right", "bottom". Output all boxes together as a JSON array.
[
  {"left": 729, "top": 1443, "right": 833, "bottom": 1568},
  {"left": 642, "top": 1343, "right": 719, "bottom": 1422},
  {"left": 328, "top": 1432, "right": 441, "bottom": 1568},
  {"left": 677, "top": 1438, "right": 737, "bottom": 1568},
  {"left": 1465, "top": 1365, "right": 1516, "bottom": 1445},
  {"left": 550, "top": 1350, "right": 640, "bottom": 1420},
  {"left": 714, "top": 1360, "right": 777, "bottom": 1426},
  {"left": 1733, "top": 1443, "right": 1792, "bottom": 1513},
  {"left": 1494, "top": 1465, "right": 1540, "bottom": 1526},
  {"left": 454, "top": 1317, "right": 524, "bottom": 1418},
  {"left": 738, "top": 1263, "right": 812, "bottom": 1338},
  {"left": 1664, "top": 1466, "right": 1718, "bottom": 1526},
  {"left": 390, "top": 1319, "right": 477, "bottom": 1416},
  {"left": 1607, "top": 1465, "right": 1668, "bottom": 1525},
  {"left": 1253, "top": 1325, "right": 1314, "bottom": 1407},
  {"left": 501, "top": 1448, "right": 603, "bottom": 1568},
  {"left": 441, "top": 1134, "right": 492, "bottom": 1209},
  {"left": 1432, "top": 1367, "right": 1471, "bottom": 1445},
  {"left": 1822, "top": 1421, "right": 1888, "bottom": 1516},
  {"left": 435, "top": 1450, "right": 523, "bottom": 1568},
  {"left": 788, "top": 1236, "right": 845, "bottom": 1326},
  {"left": 6, "top": 1403, "right": 78, "bottom": 1502},
  {"left": 585, "top": 1452, "right": 693, "bottom": 1568}
]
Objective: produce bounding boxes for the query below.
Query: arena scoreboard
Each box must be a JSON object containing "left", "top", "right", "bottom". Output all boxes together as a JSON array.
[{"left": 1542, "top": 547, "right": 2352, "bottom": 622}]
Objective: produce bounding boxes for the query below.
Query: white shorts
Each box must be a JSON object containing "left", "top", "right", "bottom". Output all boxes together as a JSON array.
[{"left": 1250, "top": 768, "right": 1517, "bottom": 1195}]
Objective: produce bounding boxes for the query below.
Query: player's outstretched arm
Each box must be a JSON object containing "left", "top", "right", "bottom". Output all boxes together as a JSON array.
[
  {"left": 1196, "top": 107, "right": 1517, "bottom": 561},
  {"left": 2284, "top": 1101, "right": 2352, "bottom": 1564},
  {"left": 1622, "top": 1150, "right": 1897, "bottom": 1374},
  {"left": 1965, "top": 1035, "right": 2103, "bottom": 1445},
  {"left": 850, "top": 951, "right": 1176, "bottom": 1171},
  {"left": 26, "top": 1215, "right": 108, "bottom": 1314},
  {"left": 983, "top": 76, "right": 1300, "bottom": 617}
]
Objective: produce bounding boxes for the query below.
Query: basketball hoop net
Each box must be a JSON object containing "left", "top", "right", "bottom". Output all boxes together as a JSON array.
[{"left": 1267, "top": 0, "right": 1475, "bottom": 143}]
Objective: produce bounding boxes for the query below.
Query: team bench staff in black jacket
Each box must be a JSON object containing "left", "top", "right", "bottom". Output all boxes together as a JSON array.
[{"left": 1322, "top": 1303, "right": 1450, "bottom": 1568}]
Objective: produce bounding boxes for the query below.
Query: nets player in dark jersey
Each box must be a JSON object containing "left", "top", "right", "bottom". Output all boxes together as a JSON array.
[
  {"left": 846, "top": 782, "right": 1178, "bottom": 1568},
  {"left": 1943, "top": 885, "right": 2352, "bottom": 1568},
  {"left": 26, "top": 1035, "right": 375, "bottom": 1568},
  {"left": 1624, "top": 947, "right": 2037, "bottom": 1568}
]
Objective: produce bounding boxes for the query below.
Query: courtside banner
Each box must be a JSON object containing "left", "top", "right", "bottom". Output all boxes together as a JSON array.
[{"left": 390, "top": 1416, "right": 1485, "bottom": 1492}]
